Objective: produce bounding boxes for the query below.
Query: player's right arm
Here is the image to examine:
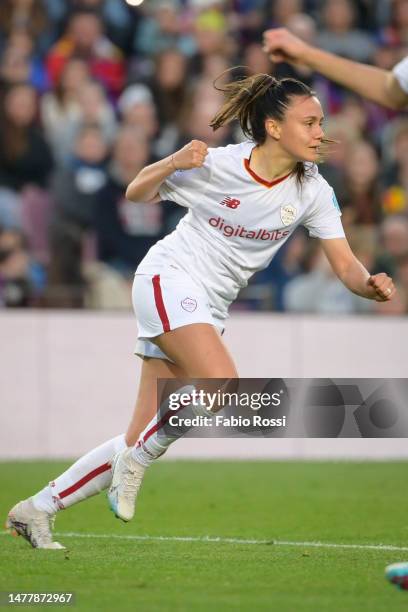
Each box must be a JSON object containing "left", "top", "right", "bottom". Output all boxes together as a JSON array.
[
  {"left": 262, "top": 28, "right": 408, "bottom": 110},
  {"left": 126, "top": 140, "right": 208, "bottom": 203}
]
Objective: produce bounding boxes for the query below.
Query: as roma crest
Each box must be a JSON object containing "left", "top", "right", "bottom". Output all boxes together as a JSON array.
[{"left": 280, "top": 204, "right": 297, "bottom": 226}]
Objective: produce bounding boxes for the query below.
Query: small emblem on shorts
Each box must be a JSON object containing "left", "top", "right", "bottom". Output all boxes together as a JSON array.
[
  {"left": 181, "top": 297, "right": 197, "bottom": 312},
  {"left": 280, "top": 204, "right": 297, "bottom": 226}
]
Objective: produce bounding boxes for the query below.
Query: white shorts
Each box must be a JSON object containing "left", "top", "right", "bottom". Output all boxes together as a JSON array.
[{"left": 132, "top": 270, "right": 224, "bottom": 360}]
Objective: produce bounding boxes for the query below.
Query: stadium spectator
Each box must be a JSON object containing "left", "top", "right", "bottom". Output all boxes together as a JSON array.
[
  {"left": 46, "top": 124, "right": 110, "bottom": 307},
  {"left": 46, "top": 8, "right": 125, "bottom": 98},
  {"left": 242, "top": 42, "right": 271, "bottom": 76},
  {"left": 374, "top": 216, "right": 408, "bottom": 278},
  {"left": 146, "top": 49, "right": 191, "bottom": 156},
  {"left": 117, "top": 83, "right": 159, "bottom": 150},
  {"left": 341, "top": 139, "right": 382, "bottom": 225},
  {"left": 68, "top": 0, "right": 137, "bottom": 52},
  {"left": 379, "top": 0, "right": 408, "bottom": 48},
  {"left": 132, "top": 1, "right": 196, "bottom": 60},
  {"left": 177, "top": 96, "right": 233, "bottom": 148},
  {"left": 229, "top": 0, "right": 268, "bottom": 47},
  {"left": 40, "top": 58, "right": 91, "bottom": 166},
  {"left": 0, "top": 0, "right": 54, "bottom": 57},
  {"left": 0, "top": 31, "right": 49, "bottom": 93},
  {"left": 75, "top": 80, "right": 117, "bottom": 145},
  {"left": 51, "top": 123, "right": 109, "bottom": 229},
  {"left": 43, "top": 79, "right": 116, "bottom": 168},
  {"left": 0, "top": 83, "right": 53, "bottom": 228},
  {"left": 95, "top": 126, "right": 164, "bottom": 276},
  {"left": 268, "top": 0, "right": 304, "bottom": 29},
  {"left": 0, "top": 227, "right": 46, "bottom": 307},
  {"left": 190, "top": 7, "right": 234, "bottom": 76},
  {"left": 316, "top": 0, "right": 376, "bottom": 63}
]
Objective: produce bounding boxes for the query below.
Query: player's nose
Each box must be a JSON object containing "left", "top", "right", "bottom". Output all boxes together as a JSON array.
[{"left": 314, "top": 126, "right": 324, "bottom": 141}]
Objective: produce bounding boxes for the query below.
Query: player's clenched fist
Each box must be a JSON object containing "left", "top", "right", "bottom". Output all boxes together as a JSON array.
[
  {"left": 262, "top": 27, "right": 309, "bottom": 64},
  {"left": 171, "top": 140, "right": 208, "bottom": 170},
  {"left": 367, "top": 273, "right": 396, "bottom": 302}
]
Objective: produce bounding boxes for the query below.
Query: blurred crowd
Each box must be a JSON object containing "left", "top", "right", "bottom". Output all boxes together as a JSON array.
[{"left": 0, "top": 0, "right": 408, "bottom": 315}]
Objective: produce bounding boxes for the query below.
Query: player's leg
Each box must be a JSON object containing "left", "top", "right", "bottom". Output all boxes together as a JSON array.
[
  {"left": 5, "top": 433, "right": 127, "bottom": 550},
  {"left": 6, "top": 356, "right": 185, "bottom": 548},
  {"left": 134, "top": 322, "right": 238, "bottom": 463},
  {"left": 108, "top": 323, "right": 238, "bottom": 521},
  {"left": 126, "top": 355, "right": 186, "bottom": 445},
  {"left": 45, "top": 356, "right": 185, "bottom": 509},
  {"left": 154, "top": 323, "right": 238, "bottom": 377}
]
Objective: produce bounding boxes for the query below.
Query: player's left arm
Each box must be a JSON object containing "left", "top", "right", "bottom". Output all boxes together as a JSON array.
[{"left": 321, "top": 237, "right": 396, "bottom": 301}]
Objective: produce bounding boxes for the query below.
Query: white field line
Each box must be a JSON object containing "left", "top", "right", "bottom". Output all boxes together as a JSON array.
[{"left": 2, "top": 530, "right": 408, "bottom": 552}]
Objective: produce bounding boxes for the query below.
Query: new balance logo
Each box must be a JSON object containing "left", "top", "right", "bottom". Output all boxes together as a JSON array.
[{"left": 220, "top": 196, "right": 241, "bottom": 209}]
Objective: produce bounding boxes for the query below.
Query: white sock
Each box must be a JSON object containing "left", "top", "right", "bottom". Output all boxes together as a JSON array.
[
  {"left": 132, "top": 390, "right": 212, "bottom": 467},
  {"left": 32, "top": 434, "right": 127, "bottom": 513}
]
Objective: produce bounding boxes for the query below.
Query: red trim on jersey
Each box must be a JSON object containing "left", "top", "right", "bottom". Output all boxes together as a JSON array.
[
  {"left": 58, "top": 462, "right": 111, "bottom": 499},
  {"left": 152, "top": 274, "right": 171, "bottom": 332},
  {"left": 244, "top": 158, "right": 292, "bottom": 188}
]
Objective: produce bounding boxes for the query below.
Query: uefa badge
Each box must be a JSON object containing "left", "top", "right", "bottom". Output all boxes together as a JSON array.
[{"left": 280, "top": 204, "right": 297, "bottom": 226}]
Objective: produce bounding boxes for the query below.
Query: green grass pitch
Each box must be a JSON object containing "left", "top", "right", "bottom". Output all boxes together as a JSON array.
[{"left": 1, "top": 460, "right": 408, "bottom": 611}]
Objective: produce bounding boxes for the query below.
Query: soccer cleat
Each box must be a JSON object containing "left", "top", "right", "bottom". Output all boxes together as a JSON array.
[
  {"left": 107, "top": 448, "right": 145, "bottom": 522},
  {"left": 385, "top": 562, "right": 408, "bottom": 589},
  {"left": 5, "top": 498, "right": 65, "bottom": 550}
]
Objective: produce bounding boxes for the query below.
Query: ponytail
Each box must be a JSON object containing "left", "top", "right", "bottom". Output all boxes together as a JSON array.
[{"left": 210, "top": 70, "right": 331, "bottom": 185}]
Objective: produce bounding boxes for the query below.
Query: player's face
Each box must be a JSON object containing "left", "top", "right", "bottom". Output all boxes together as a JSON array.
[{"left": 277, "top": 95, "right": 325, "bottom": 162}]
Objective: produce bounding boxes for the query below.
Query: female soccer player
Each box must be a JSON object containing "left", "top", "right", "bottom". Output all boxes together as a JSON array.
[{"left": 7, "top": 74, "right": 395, "bottom": 549}]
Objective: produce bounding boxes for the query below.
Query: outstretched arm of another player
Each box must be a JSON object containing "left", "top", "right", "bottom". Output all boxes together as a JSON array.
[
  {"left": 262, "top": 28, "right": 408, "bottom": 110},
  {"left": 125, "top": 140, "right": 208, "bottom": 203},
  {"left": 321, "top": 238, "right": 396, "bottom": 302}
]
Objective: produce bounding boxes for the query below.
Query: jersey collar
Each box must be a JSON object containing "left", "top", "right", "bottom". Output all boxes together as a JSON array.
[{"left": 243, "top": 147, "right": 293, "bottom": 188}]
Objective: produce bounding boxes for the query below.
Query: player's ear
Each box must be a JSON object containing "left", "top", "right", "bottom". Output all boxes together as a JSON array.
[{"left": 265, "top": 118, "right": 281, "bottom": 140}]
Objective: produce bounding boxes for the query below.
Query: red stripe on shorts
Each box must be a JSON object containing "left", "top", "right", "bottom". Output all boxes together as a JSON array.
[
  {"left": 58, "top": 462, "right": 111, "bottom": 499},
  {"left": 152, "top": 274, "right": 170, "bottom": 332}
]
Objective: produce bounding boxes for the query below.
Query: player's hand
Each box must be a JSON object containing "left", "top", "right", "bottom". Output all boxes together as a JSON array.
[
  {"left": 367, "top": 273, "right": 396, "bottom": 301},
  {"left": 262, "top": 27, "right": 310, "bottom": 65},
  {"left": 172, "top": 140, "right": 208, "bottom": 170}
]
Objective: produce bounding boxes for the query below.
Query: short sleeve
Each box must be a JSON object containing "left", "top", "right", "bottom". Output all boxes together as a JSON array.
[
  {"left": 302, "top": 178, "right": 345, "bottom": 240},
  {"left": 393, "top": 57, "right": 408, "bottom": 94},
  {"left": 158, "top": 151, "right": 212, "bottom": 208}
]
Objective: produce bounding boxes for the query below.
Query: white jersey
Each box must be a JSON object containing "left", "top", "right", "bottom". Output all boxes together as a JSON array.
[
  {"left": 137, "top": 141, "right": 344, "bottom": 321},
  {"left": 393, "top": 56, "right": 408, "bottom": 94}
]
